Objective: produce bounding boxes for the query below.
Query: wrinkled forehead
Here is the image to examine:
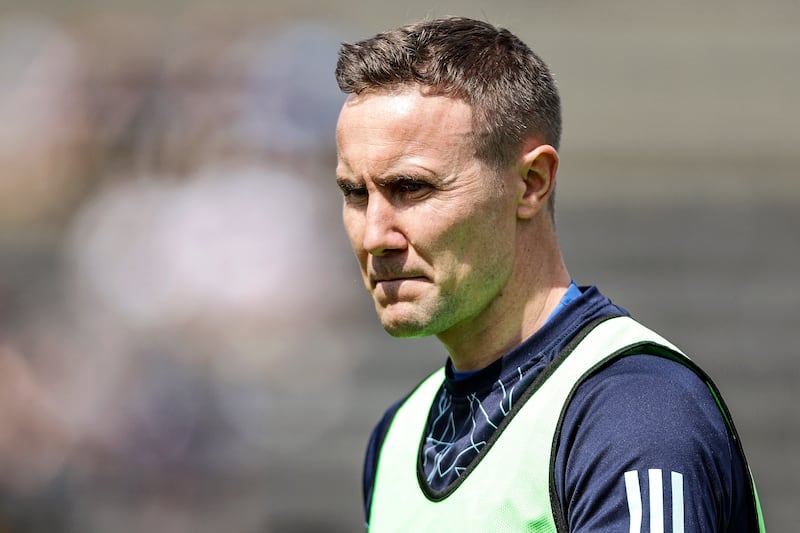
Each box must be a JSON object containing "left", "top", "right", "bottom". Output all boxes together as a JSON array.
[
  {"left": 335, "top": 88, "right": 483, "bottom": 180},
  {"left": 337, "top": 87, "right": 475, "bottom": 143}
]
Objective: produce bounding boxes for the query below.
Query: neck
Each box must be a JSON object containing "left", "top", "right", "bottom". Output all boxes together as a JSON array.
[{"left": 438, "top": 227, "right": 571, "bottom": 372}]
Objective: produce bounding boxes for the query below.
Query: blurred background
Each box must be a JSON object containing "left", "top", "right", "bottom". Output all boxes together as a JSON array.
[{"left": 0, "top": 0, "right": 796, "bottom": 531}]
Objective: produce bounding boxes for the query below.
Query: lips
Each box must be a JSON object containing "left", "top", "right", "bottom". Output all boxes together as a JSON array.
[
  {"left": 367, "top": 254, "right": 431, "bottom": 291},
  {"left": 368, "top": 263, "right": 428, "bottom": 288},
  {"left": 370, "top": 274, "right": 427, "bottom": 288}
]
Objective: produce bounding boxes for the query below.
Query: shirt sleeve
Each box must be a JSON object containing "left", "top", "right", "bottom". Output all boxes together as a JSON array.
[{"left": 553, "top": 354, "right": 755, "bottom": 532}]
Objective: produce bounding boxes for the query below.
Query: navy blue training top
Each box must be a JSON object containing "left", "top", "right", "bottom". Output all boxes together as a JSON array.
[{"left": 363, "top": 285, "right": 758, "bottom": 531}]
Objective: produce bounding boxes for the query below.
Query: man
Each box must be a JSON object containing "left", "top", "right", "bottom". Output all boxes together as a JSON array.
[{"left": 334, "top": 17, "right": 765, "bottom": 532}]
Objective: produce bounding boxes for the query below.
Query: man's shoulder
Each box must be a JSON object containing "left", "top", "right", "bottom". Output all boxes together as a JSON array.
[
  {"left": 564, "top": 352, "right": 728, "bottom": 445},
  {"left": 554, "top": 351, "right": 756, "bottom": 530}
]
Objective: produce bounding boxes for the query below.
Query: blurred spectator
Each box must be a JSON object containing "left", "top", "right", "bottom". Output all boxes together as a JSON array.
[
  {"left": 54, "top": 162, "right": 358, "bottom": 531},
  {"left": 64, "top": 164, "right": 349, "bottom": 351}
]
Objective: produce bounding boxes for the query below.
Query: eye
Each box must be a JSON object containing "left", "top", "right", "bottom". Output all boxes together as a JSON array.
[
  {"left": 338, "top": 181, "right": 368, "bottom": 205},
  {"left": 398, "top": 180, "right": 425, "bottom": 193},
  {"left": 392, "top": 178, "right": 431, "bottom": 198}
]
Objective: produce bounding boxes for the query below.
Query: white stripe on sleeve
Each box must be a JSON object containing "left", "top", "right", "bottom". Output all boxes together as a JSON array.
[
  {"left": 672, "top": 471, "right": 685, "bottom": 533},
  {"left": 649, "top": 469, "right": 665, "bottom": 533},
  {"left": 624, "top": 470, "right": 642, "bottom": 533}
]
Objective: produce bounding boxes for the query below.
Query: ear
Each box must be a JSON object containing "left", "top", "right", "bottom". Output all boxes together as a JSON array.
[{"left": 515, "top": 142, "right": 559, "bottom": 220}]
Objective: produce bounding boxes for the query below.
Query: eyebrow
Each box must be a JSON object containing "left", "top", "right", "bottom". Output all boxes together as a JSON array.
[
  {"left": 335, "top": 176, "right": 362, "bottom": 187},
  {"left": 373, "top": 170, "right": 440, "bottom": 187}
]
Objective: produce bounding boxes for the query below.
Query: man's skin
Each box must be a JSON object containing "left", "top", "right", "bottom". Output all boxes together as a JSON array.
[{"left": 335, "top": 86, "right": 571, "bottom": 371}]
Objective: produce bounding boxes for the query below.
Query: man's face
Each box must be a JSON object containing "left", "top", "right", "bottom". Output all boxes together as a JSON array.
[{"left": 335, "top": 88, "right": 520, "bottom": 339}]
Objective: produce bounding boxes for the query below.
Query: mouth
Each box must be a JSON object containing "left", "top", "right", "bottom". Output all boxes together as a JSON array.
[{"left": 370, "top": 275, "right": 428, "bottom": 289}]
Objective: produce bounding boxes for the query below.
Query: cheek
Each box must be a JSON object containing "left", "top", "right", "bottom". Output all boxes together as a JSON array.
[
  {"left": 454, "top": 207, "right": 517, "bottom": 277},
  {"left": 431, "top": 217, "right": 502, "bottom": 274},
  {"left": 453, "top": 194, "right": 514, "bottom": 245}
]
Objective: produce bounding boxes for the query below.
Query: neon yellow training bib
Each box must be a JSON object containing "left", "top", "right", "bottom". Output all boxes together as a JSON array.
[{"left": 368, "top": 316, "right": 765, "bottom": 532}]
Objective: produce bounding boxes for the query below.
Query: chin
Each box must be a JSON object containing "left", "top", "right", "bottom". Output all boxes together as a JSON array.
[
  {"left": 380, "top": 318, "right": 431, "bottom": 338},
  {"left": 378, "top": 309, "right": 436, "bottom": 339},
  {"left": 375, "top": 298, "right": 449, "bottom": 338}
]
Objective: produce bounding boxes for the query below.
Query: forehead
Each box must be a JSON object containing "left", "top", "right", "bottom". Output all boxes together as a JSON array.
[{"left": 336, "top": 88, "right": 475, "bottom": 174}]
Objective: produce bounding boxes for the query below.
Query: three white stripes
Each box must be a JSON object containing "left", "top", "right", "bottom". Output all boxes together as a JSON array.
[{"left": 624, "top": 469, "right": 684, "bottom": 533}]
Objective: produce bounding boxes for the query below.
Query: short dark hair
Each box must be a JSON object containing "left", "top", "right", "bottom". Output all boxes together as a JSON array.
[{"left": 335, "top": 17, "right": 562, "bottom": 173}]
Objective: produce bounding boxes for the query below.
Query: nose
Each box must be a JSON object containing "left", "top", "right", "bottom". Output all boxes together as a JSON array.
[{"left": 362, "top": 193, "right": 407, "bottom": 256}]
